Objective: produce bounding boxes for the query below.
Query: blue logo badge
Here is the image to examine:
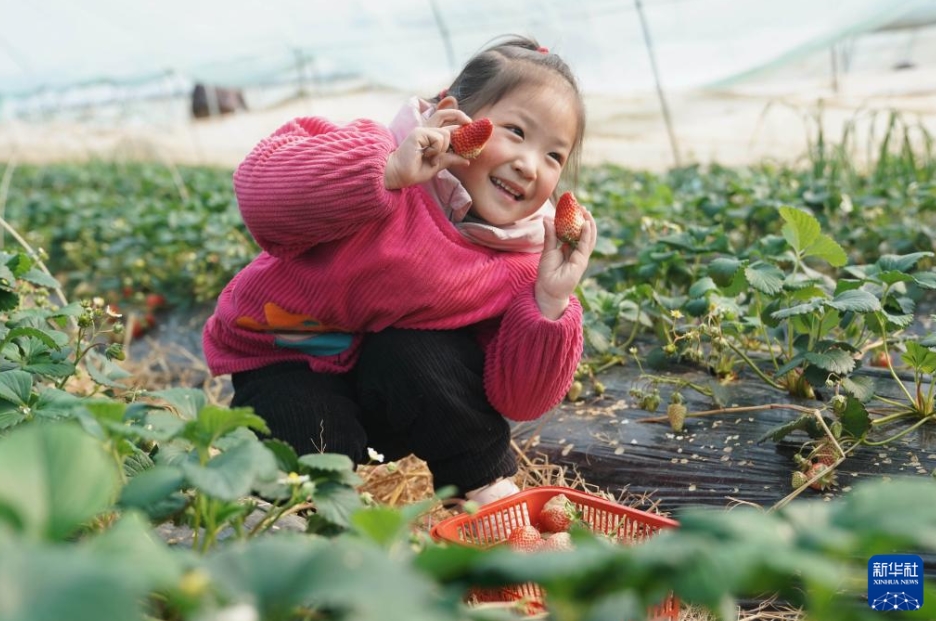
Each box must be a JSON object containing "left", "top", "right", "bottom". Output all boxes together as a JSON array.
[{"left": 868, "top": 554, "right": 923, "bottom": 611}]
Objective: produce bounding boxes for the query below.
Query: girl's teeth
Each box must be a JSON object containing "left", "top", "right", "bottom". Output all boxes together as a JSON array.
[{"left": 493, "top": 178, "right": 520, "bottom": 198}]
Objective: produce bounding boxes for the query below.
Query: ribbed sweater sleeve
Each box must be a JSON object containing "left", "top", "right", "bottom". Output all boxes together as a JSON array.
[
  {"left": 479, "top": 288, "right": 584, "bottom": 421},
  {"left": 233, "top": 117, "right": 399, "bottom": 258}
]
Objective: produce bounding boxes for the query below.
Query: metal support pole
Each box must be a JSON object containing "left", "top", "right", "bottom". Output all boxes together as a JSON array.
[
  {"left": 634, "top": 0, "right": 682, "bottom": 168},
  {"left": 429, "top": 0, "right": 457, "bottom": 75}
]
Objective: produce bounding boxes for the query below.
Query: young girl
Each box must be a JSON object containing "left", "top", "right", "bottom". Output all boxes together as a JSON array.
[{"left": 202, "top": 36, "right": 597, "bottom": 504}]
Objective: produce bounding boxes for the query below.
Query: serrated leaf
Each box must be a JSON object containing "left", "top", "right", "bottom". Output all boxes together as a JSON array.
[
  {"left": 803, "top": 235, "right": 847, "bottom": 267},
  {"left": 877, "top": 252, "right": 934, "bottom": 273},
  {"left": 19, "top": 268, "right": 61, "bottom": 289},
  {"left": 148, "top": 387, "right": 206, "bottom": 420},
  {"left": 779, "top": 206, "right": 820, "bottom": 253},
  {"left": 0, "top": 264, "right": 16, "bottom": 287},
  {"left": 22, "top": 361, "right": 75, "bottom": 377},
  {"left": 875, "top": 270, "right": 914, "bottom": 286},
  {"left": 685, "top": 297, "right": 711, "bottom": 318},
  {"left": 825, "top": 290, "right": 881, "bottom": 313},
  {"left": 181, "top": 440, "right": 278, "bottom": 501},
  {"left": 688, "top": 277, "right": 719, "bottom": 298},
  {"left": 584, "top": 321, "right": 612, "bottom": 353},
  {"left": 839, "top": 397, "right": 871, "bottom": 438},
  {"left": 757, "top": 414, "right": 823, "bottom": 444},
  {"left": 82, "top": 349, "right": 128, "bottom": 389},
  {"left": 263, "top": 439, "right": 300, "bottom": 473},
  {"left": 0, "top": 289, "right": 18, "bottom": 312},
  {"left": 310, "top": 480, "right": 363, "bottom": 529},
  {"left": 0, "top": 370, "right": 33, "bottom": 406},
  {"left": 298, "top": 452, "right": 356, "bottom": 474},
  {"left": 119, "top": 464, "right": 186, "bottom": 511},
  {"left": 881, "top": 309, "right": 914, "bottom": 329},
  {"left": 903, "top": 341, "right": 936, "bottom": 374},
  {"left": 83, "top": 400, "right": 127, "bottom": 424},
  {"left": 350, "top": 506, "right": 408, "bottom": 547},
  {"left": 0, "top": 423, "right": 120, "bottom": 540},
  {"left": 122, "top": 448, "right": 155, "bottom": 478},
  {"left": 139, "top": 410, "right": 186, "bottom": 442},
  {"left": 708, "top": 257, "right": 742, "bottom": 288},
  {"left": 778, "top": 206, "right": 846, "bottom": 266},
  {"left": 745, "top": 262, "right": 785, "bottom": 295},
  {"left": 802, "top": 349, "right": 856, "bottom": 375},
  {"left": 841, "top": 375, "right": 875, "bottom": 402},
  {"left": 775, "top": 353, "right": 807, "bottom": 378},
  {"left": 195, "top": 404, "right": 270, "bottom": 443},
  {"left": 912, "top": 272, "right": 936, "bottom": 290},
  {"left": 2, "top": 327, "right": 59, "bottom": 350},
  {"left": 771, "top": 299, "right": 823, "bottom": 320},
  {"left": 0, "top": 403, "right": 27, "bottom": 430},
  {"left": 32, "top": 388, "right": 81, "bottom": 420}
]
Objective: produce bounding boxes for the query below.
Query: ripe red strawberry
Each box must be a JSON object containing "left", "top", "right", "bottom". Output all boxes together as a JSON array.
[
  {"left": 537, "top": 493, "right": 579, "bottom": 533},
  {"left": 870, "top": 350, "right": 891, "bottom": 368},
  {"left": 555, "top": 192, "right": 585, "bottom": 245},
  {"left": 806, "top": 462, "right": 837, "bottom": 491},
  {"left": 145, "top": 293, "right": 167, "bottom": 310},
  {"left": 542, "top": 531, "right": 574, "bottom": 551},
  {"left": 505, "top": 524, "right": 543, "bottom": 552},
  {"left": 450, "top": 118, "right": 493, "bottom": 159}
]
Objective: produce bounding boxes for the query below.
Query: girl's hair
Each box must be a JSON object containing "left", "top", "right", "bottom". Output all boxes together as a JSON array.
[{"left": 431, "top": 35, "right": 586, "bottom": 188}]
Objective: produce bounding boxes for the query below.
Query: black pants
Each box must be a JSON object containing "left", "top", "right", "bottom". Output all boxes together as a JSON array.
[{"left": 230, "top": 328, "right": 517, "bottom": 494}]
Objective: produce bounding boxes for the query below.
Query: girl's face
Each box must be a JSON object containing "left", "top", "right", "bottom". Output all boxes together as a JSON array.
[{"left": 443, "top": 82, "right": 579, "bottom": 226}]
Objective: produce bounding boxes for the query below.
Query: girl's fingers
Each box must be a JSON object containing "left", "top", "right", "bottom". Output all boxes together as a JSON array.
[{"left": 428, "top": 108, "right": 472, "bottom": 128}]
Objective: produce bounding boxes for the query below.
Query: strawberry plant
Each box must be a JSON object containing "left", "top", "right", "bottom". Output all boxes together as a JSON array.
[{"left": 3, "top": 161, "right": 258, "bottom": 308}]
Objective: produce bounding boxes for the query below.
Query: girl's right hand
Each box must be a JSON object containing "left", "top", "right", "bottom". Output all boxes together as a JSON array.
[{"left": 384, "top": 108, "right": 474, "bottom": 190}]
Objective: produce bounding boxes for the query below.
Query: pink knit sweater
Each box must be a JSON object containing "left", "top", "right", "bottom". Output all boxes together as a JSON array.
[{"left": 202, "top": 116, "right": 584, "bottom": 422}]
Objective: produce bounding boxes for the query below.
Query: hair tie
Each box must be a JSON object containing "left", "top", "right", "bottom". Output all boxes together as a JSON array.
[{"left": 537, "top": 46, "right": 549, "bottom": 54}]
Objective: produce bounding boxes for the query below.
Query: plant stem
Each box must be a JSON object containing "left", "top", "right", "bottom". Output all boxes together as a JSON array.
[
  {"left": 636, "top": 402, "right": 819, "bottom": 424},
  {"left": 880, "top": 335, "right": 917, "bottom": 406},
  {"left": 870, "top": 408, "right": 915, "bottom": 427},
  {"left": 862, "top": 415, "right": 934, "bottom": 446},
  {"left": 724, "top": 338, "right": 786, "bottom": 391}
]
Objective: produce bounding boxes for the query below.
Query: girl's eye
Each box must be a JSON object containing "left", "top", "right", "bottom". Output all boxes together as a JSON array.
[
  {"left": 507, "top": 125, "right": 524, "bottom": 138},
  {"left": 549, "top": 152, "right": 564, "bottom": 164}
]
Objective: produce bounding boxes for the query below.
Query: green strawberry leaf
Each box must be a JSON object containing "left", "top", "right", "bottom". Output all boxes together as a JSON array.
[
  {"left": 825, "top": 289, "right": 881, "bottom": 313},
  {"left": 876, "top": 252, "right": 933, "bottom": 273},
  {"left": 745, "top": 262, "right": 785, "bottom": 295},
  {"left": 708, "top": 257, "right": 742, "bottom": 288},
  {"left": 903, "top": 341, "right": 936, "bottom": 374},
  {"left": 841, "top": 375, "right": 875, "bottom": 402}
]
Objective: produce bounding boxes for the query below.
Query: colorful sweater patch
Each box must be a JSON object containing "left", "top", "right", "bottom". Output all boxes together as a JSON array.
[{"left": 235, "top": 302, "right": 352, "bottom": 356}]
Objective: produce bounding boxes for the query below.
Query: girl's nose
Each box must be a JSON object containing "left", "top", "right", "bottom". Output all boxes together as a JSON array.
[{"left": 512, "top": 152, "right": 536, "bottom": 180}]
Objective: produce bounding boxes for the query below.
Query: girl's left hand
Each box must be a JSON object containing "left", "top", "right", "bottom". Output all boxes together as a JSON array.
[
  {"left": 534, "top": 208, "right": 597, "bottom": 320},
  {"left": 384, "top": 108, "right": 473, "bottom": 190}
]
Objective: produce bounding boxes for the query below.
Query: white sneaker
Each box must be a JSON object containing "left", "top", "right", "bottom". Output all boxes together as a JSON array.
[{"left": 465, "top": 477, "right": 520, "bottom": 505}]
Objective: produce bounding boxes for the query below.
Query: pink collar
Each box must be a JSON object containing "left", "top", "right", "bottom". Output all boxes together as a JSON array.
[{"left": 387, "top": 97, "right": 550, "bottom": 253}]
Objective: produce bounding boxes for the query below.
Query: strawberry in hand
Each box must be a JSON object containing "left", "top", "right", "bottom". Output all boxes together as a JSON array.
[
  {"left": 534, "top": 193, "right": 596, "bottom": 320},
  {"left": 450, "top": 118, "right": 494, "bottom": 159},
  {"left": 554, "top": 192, "right": 585, "bottom": 246}
]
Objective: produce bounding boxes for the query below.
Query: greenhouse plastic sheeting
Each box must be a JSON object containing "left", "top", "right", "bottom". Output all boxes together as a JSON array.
[{"left": 0, "top": 0, "right": 931, "bottom": 101}]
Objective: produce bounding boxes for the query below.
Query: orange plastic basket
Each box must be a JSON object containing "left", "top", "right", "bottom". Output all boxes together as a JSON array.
[{"left": 430, "top": 485, "right": 680, "bottom": 620}]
